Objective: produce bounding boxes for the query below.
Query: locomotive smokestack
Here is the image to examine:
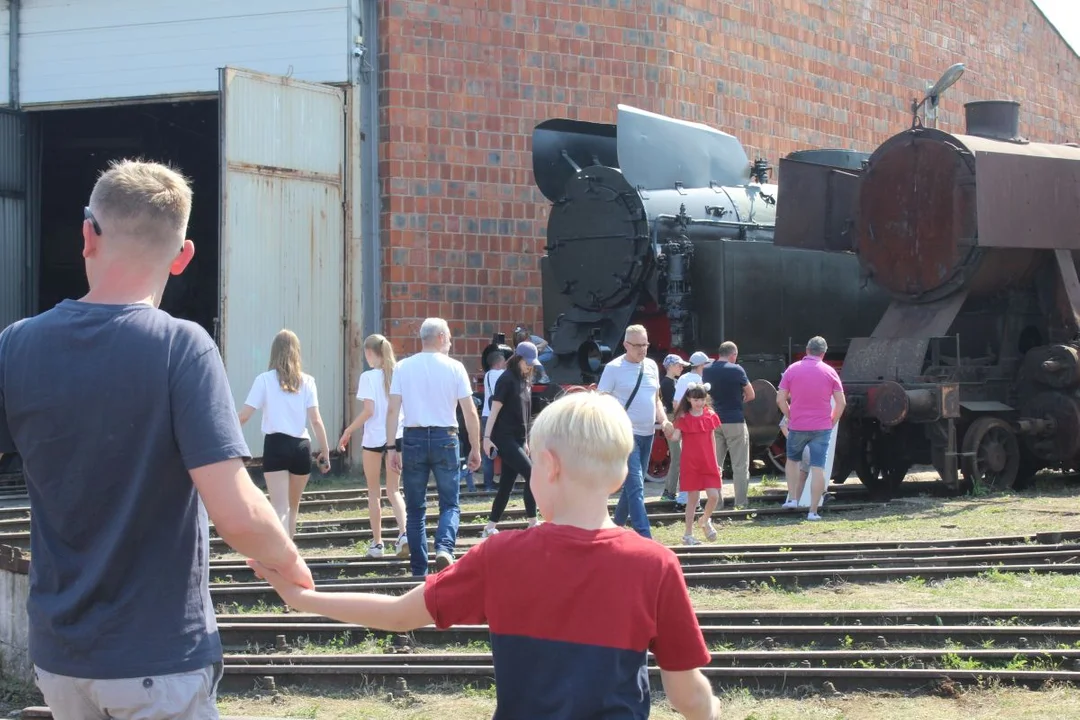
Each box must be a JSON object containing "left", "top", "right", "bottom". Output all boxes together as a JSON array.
[{"left": 964, "top": 100, "right": 1021, "bottom": 141}]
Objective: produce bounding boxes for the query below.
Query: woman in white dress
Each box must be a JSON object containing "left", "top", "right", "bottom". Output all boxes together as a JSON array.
[
  {"left": 338, "top": 334, "right": 407, "bottom": 558},
  {"left": 239, "top": 329, "right": 331, "bottom": 537}
]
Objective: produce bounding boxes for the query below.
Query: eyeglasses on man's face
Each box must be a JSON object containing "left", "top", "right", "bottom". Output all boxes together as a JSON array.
[
  {"left": 626, "top": 341, "right": 649, "bottom": 349},
  {"left": 84, "top": 207, "right": 102, "bottom": 236}
]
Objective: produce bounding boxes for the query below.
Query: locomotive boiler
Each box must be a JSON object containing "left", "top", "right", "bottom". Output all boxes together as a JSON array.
[
  {"left": 775, "top": 97, "right": 1080, "bottom": 494},
  {"left": 530, "top": 105, "right": 890, "bottom": 470}
]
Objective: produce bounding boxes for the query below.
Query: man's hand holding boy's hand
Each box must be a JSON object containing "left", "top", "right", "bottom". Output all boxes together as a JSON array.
[{"left": 248, "top": 559, "right": 310, "bottom": 605}]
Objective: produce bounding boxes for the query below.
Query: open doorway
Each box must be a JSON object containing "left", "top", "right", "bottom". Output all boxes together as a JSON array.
[{"left": 37, "top": 100, "right": 220, "bottom": 336}]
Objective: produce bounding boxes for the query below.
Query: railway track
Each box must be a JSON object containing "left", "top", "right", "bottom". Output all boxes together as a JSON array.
[
  {"left": 0, "top": 476, "right": 952, "bottom": 528},
  {"left": 206, "top": 534, "right": 1080, "bottom": 607},
  {"left": 205, "top": 607, "right": 1080, "bottom": 693},
  {"left": 0, "top": 501, "right": 888, "bottom": 551}
]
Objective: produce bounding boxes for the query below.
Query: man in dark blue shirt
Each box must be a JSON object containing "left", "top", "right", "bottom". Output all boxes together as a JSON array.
[
  {"left": 0, "top": 160, "right": 312, "bottom": 718},
  {"left": 701, "top": 341, "right": 756, "bottom": 508}
]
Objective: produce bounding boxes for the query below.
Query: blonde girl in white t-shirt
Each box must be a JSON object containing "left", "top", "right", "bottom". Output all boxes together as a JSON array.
[
  {"left": 338, "top": 334, "right": 407, "bottom": 558},
  {"left": 239, "top": 329, "right": 331, "bottom": 538}
]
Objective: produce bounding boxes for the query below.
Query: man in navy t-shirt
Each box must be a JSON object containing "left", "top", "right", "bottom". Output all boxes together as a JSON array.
[
  {"left": 702, "top": 341, "right": 756, "bottom": 508},
  {"left": 0, "top": 160, "right": 312, "bottom": 718}
]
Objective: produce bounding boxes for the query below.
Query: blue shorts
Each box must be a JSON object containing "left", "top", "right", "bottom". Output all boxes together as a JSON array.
[{"left": 786, "top": 428, "right": 832, "bottom": 470}]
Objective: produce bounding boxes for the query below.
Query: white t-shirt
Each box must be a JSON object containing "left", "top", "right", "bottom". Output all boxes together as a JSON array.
[
  {"left": 356, "top": 368, "right": 404, "bottom": 447},
  {"left": 673, "top": 371, "right": 703, "bottom": 405},
  {"left": 482, "top": 368, "right": 505, "bottom": 418},
  {"left": 244, "top": 370, "right": 318, "bottom": 439},
  {"left": 596, "top": 355, "right": 661, "bottom": 437},
  {"left": 390, "top": 351, "right": 473, "bottom": 428}
]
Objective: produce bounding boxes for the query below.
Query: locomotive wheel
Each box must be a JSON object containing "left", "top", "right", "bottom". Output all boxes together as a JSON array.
[
  {"left": 765, "top": 439, "right": 788, "bottom": 475},
  {"left": 855, "top": 427, "right": 909, "bottom": 498},
  {"left": 961, "top": 417, "right": 1020, "bottom": 492}
]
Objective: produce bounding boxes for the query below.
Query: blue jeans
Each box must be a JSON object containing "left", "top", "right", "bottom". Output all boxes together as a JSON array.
[
  {"left": 614, "top": 433, "right": 653, "bottom": 538},
  {"left": 480, "top": 417, "right": 497, "bottom": 491},
  {"left": 401, "top": 427, "right": 461, "bottom": 576},
  {"left": 786, "top": 428, "right": 832, "bottom": 469}
]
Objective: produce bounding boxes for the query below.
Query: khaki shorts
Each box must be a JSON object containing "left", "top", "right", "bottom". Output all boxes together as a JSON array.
[{"left": 34, "top": 662, "right": 223, "bottom": 720}]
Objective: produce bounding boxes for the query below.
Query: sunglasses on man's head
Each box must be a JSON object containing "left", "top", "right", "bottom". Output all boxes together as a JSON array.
[{"left": 84, "top": 207, "right": 102, "bottom": 236}]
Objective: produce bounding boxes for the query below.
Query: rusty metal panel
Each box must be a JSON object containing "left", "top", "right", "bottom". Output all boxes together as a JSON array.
[
  {"left": 963, "top": 135, "right": 1080, "bottom": 249},
  {"left": 774, "top": 157, "right": 861, "bottom": 252},
  {"left": 965, "top": 137, "right": 1080, "bottom": 249},
  {"left": 871, "top": 292, "right": 968, "bottom": 339},
  {"left": 841, "top": 337, "right": 931, "bottom": 384},
  {"left": 219, "top": 67, "right": 346, "bottom": 453},
  {"left": 0, "top": 110, "right": 27, "bottom": 331}
]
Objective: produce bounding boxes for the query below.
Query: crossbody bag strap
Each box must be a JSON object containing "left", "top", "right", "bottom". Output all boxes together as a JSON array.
[{"left": 624, "top": 361, "right": 646, "bottom": 410}]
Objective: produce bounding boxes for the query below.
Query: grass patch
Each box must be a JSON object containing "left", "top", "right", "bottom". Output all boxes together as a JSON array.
[
  {"left": 687, "top": 570, "right": 1080, "bottom": 611},
  {"left": 217, "top": 685, "right": 1080, "bottom": 719}
]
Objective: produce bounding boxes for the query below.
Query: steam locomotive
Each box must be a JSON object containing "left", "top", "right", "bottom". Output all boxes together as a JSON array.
[
  {"left": 501, "top": 105, "right": 891, "bottom": 477},
  {"left": 773, "top": 95, "right": 1080, "bottom": 495}
]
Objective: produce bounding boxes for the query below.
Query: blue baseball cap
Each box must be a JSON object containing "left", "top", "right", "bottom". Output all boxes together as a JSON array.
[
  {"left": 663, "top": 353, "right": 690, "bottom": 367},
  {"left": 516, "top": 341, "right": 543, "bottom": 367}
]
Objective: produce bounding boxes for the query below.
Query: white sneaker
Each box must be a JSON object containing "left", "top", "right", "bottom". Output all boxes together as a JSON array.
[
  {"left": 782, "top": 499, "right": 798, "bottom": 510},
  {"left": 367, "top": 542, "right": 384, "bottom": 558},
  {"left": 395, "top": 534, "right": 409, "bottom": 557},
  {"left": 435, "top": 550, "right": 455, "bottom": 571},
  {"left": 807, "top": 512, "right": 822, "bottom": 521},
  {"left": 482, "top": 526, "right": 500, "bottom": 539}
]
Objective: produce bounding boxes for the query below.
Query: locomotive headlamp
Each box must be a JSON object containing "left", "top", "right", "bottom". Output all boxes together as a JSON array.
[
  {"left": 912, "top": 63, "right": 965, "bottom": 125},
  {"left": 577, "top": 331, "right": 613, "bottom": 374}
]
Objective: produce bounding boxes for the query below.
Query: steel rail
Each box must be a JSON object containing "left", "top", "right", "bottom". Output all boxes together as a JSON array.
[
  {"left": 208, "top": 544, "right": 1080, "bottom": 582},
  {"left": 210, "top": 561, "right": 1080, "bottom": 607},
  {"left": 214, "top": 662, "right": 1080, "bottom": 693},
  {"left": 216, "top": 621, "right": 1080, "bottom": 652},
  {"left": 223, "top": 648, "right": 1080, "bottom": 669},
  {"left": 218, "top": 608, "right": 1080, "bottom": 627}
]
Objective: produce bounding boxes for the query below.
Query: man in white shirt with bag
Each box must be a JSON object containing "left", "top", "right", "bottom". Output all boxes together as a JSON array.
[{"left": 597, "top": 325, "right": 673, "bottom": 539}]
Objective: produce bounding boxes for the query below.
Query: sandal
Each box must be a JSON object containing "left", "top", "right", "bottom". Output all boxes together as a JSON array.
[
  {"left": 682, "top": 534, "right": 701, "bottom": 545},
  {"left": 696, "top": 517, "right": 718, "bottom": 541}
]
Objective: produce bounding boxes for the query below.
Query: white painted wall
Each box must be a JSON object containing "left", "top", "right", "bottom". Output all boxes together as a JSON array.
[
  {"left": 0, "top": 566, "right": 31, "bottom": 683},
  {"left": 1, "top": 2, "right": 10, "bottom": 104},
  {"left": 18, "top": 0, "right": 350, "bottom": 106}
]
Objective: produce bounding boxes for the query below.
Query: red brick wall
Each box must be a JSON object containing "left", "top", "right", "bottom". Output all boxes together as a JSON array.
[{"left": 377, "top": 0, "right": 1080, "bottom": 367}]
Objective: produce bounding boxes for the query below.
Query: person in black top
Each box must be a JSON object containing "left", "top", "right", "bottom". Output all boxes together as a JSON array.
[
  {"left": 701, "top": 341, "right": 756, "bottom": 508},
  {"left": 482, "top": 342, "right": 543, "bottom": 537},
  {"left": 660, "top": 354, "right": 688, "bottom": 414},
  {"left": 660, "top": 354, "right": 691, "bottom": 501}
]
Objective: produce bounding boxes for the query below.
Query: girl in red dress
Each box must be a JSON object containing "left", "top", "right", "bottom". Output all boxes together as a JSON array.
[{"left": 665, "top": 383, "right": 722, "bottom": 545}]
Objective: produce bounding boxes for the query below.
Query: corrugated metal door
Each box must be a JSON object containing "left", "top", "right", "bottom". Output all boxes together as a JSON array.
[
  {"left": 0, "top": 110, "right": 28, "bottom": 331},
  {"left": 219, "top": 67, "right": 346, "bottom": 456}
]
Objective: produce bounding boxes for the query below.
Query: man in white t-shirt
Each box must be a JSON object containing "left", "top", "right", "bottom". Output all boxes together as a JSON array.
[
  {"left": 481, "top": 352, "right": 507, "bottom": 492},
  {"left": 596, "top": 325, "right": 672, "bottom": 538},
  {"left": 386, "top": 318, "right": 482, "bottom": 576}
]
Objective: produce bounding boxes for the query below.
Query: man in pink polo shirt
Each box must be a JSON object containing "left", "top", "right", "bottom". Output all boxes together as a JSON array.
[{"left": 776, "top": 336, "right": 846, "bottom": 521}]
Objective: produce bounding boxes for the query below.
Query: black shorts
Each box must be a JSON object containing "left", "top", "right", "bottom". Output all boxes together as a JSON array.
[
  {"left": 263, "top": 433, "right": 313, "bottom": 475},
  {"left": 363, "top": 439, "right": 403, "bottom": 453}
]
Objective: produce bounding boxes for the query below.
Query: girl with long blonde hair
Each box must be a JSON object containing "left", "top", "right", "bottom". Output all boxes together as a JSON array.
[
  {"left": 239, "top": 329, "right": 331, "bottom": 537},
  {"left": 338, "top": 334, "right": 407, "bottom": 558}
]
